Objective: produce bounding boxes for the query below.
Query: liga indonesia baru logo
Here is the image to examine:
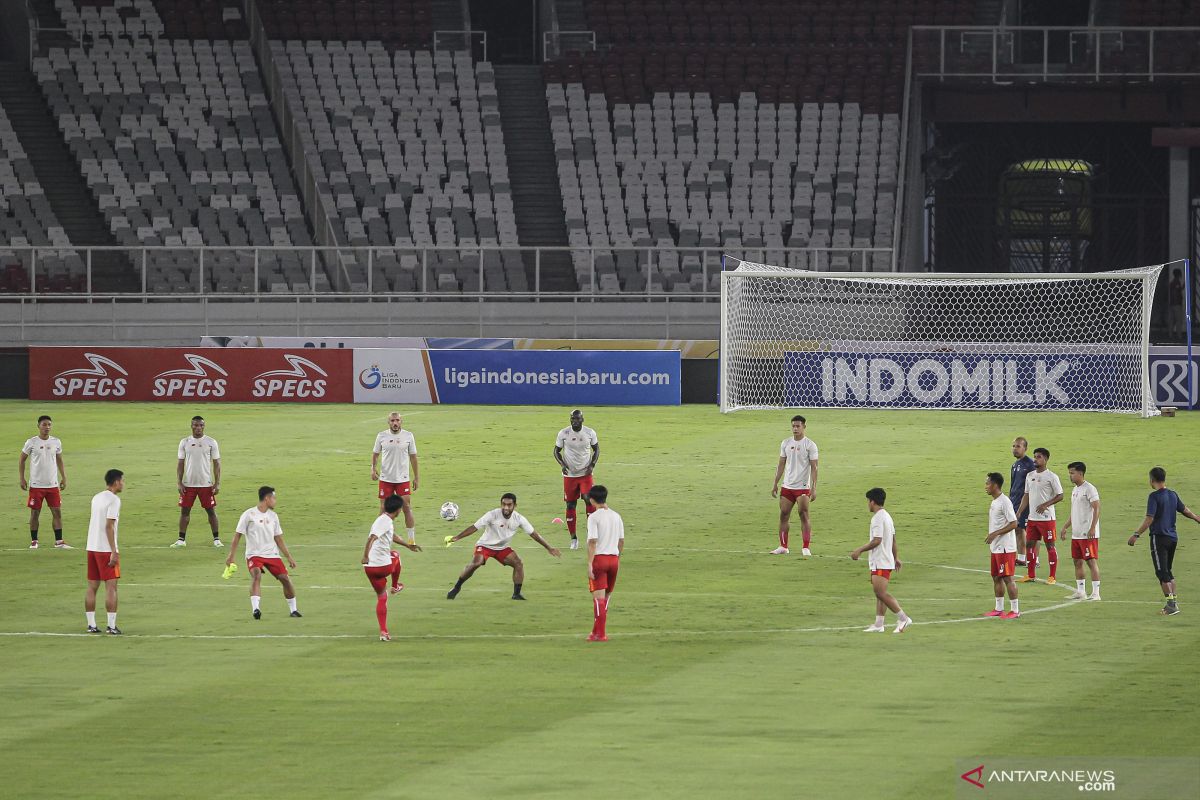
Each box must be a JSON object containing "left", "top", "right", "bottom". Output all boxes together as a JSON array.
[
  {"left": 359, "top": 365, "right": 383, "bottom": 389},
  {"left": 51, "top": 353, "right": 129, "bottom": 397},
  {"left": 152, "top": 353, "right": 229, "bottom": 398}
]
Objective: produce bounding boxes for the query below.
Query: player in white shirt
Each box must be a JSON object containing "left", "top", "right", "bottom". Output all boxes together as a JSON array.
[
  {"left": 171, "top": 416, "right": 222, "bottom": 548},
  {"left": 18, "top": 414, "right": 70, "bottom": 549},
  {"left": 554, "top": 409, "right": 600, "bottom": 550},
  {"left": 850, "top": 488, "right": 912, "bottom": 633},
  {"left": 584, "top": 485, "right": 623, "bottom": 642},
  {"left": 225, "top": 486, "right": 301, "bottom": 620},
  {"left": 444, "top": 492, "right": 561, "bottom": 600},
  {"left": 1061, "top": 461, "right": 1101, "bottom": 601},
  {"left": 84, "top": 469, "right": 124, "bottom": 634},
  {"left": 371, "top": 412, "right": 419, "bottom": 544},
  {"left": 1016, "top": 447, "right": 1065, "bottom": 584},
  {"left": 362, "top": 495, "right": 423, "bottom": 641},
  {"left": 984, "top": 472, "right": 1021, "bottom": 619},
  {"left": 770, "top": 415, "right": 819, "bottom": 556}
]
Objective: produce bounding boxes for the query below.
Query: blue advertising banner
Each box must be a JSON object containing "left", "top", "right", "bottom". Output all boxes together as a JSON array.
[
  {"left": 784, "top": 351, "right": 1128, "bottom": 410},
  {"left": 429, "top": 350, "right": 681, "bottom": 405},
  {"left": 1149, "top": 350, "right": 1199, "bottom": 407}
]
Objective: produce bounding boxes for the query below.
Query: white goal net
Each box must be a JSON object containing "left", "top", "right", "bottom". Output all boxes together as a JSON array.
[{"left": 720, "top": 258, "right": 1165, "bottom": 416}]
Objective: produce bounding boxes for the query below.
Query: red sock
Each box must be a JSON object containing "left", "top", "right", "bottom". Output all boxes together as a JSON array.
[
  {"left": 390, "top": 557, "right": 402, "bottom": 589},
  {"left": 1047, "top": 546, "right": 1058, "bottom": 579},
  {"left": 592, "top": 597, "right": 608, "bottom": 637},
  {"left": 375, "top": 595, "right": 388, "bottom": 633},
  {"left": 566, "top": 507, "right": 576, "bottom": 537},
  {"left": 802, "top": 529, "right": 811, "bottom": 549},
  {"left": 1027, "top": 550, "right": 1037, "bottom": 578},
  {"left": 779, "top": 528, "right": 789, "bottom": 549}
]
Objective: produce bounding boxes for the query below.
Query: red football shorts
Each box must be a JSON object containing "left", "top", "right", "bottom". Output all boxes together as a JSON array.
[
  {"left": 364, "top": 553, "right": 401, "bottom": 592},
  {"left": 378, "top": 481, "right": 411, "bottom": 499},
  {"left": 1025, "top": 520, "right": 1057, "bottom": 544},
  {"left": 780, "top": 487, "right": 811, "bottom": 503},
  {"left": 588, "top": 554, "right": 620, "bottom": 593},
  {"left": 179, "top": 486, "right": 216, "bottom": 510},
  {"left": 475, "top": 545, "right": 514, "bottom": 563},
  {"left": 248, "top": 556, "right": 288, "bottom": 577},
  {"left": 1071, "top": 539, "right": 1099, "bottom": 560},
  {"left": 86, "top": 550, "right": 120, "bottom": 581},
  {"left": 990, "top": 552, "right": 1016, "bottom": 577},
  {"left": 27, "top": 487, "right": 61, "bottom": 509},
  {"left": 563, "top": 475, "right": 595, "bottom": 503},
  {"left": 870, "top": 568, "right": 892, "bottom": 579}
]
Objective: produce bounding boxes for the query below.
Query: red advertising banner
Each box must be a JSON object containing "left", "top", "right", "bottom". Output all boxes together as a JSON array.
[{"left": 29, "top": 348, "right": 353, "bottom": 402}]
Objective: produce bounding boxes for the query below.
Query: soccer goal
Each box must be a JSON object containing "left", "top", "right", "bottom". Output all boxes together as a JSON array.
[{"left": 719, "top": 258, "right": 1166, "bottom": 416}]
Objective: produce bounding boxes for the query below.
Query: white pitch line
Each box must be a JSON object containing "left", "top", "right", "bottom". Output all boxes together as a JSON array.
[{"left": 0, "top": 599, "right": 1084, "bottom": 642}]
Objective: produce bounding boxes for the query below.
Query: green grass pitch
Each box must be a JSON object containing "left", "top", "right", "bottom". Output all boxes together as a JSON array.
[{"left": 2, "top": 400, "right": 1198, "bottom": 799}]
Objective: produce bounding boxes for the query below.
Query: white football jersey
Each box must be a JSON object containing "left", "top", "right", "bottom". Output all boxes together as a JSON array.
[
  {"left": 178, "top": 435, "right": 220, "bottom": 487},
  {"left": 374, "top": 429, "right": 418, "bottom": 483},
  {"left": 1070, "top": 481, "right": 1101, "bottom": 539},
  {"left": 556, "top": 425, "right": 598, "bottom": 478},
  {"left": 86, "top": 490, "right": 121, "bottom": 553},
  {"left": 474, "top": 508, "right": 535, "bottom": 549},
  {"left": 1024, "top": 469, "right": 1064, "bottom": 521},
  {"left": 586, "top": 507, "right": 624, "bottom": 556},
  {"left": 236, "top": 507, "right": 283, "bottom": 558},
  {"left": 867, "top": 509, "right": 896, "bottom": 570},
  {"left": 366, "top": 514, "right": 397, "bottom": 567},
  {"left": 988, "top": 495, "right": 1018, "bottom": 554},
  {"left": 779, "top": 436, "right": 819, "bottom": 490},
  {"left": 22, "top": 435, "right": 62, "bottom": 488}
]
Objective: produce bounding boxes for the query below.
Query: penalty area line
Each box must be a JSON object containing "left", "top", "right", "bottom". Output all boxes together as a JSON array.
[{"left": 0, "top": 599, "right": 1083, "bottom": 642}]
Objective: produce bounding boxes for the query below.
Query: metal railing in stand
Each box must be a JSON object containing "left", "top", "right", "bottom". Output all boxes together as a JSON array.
[
  {"left": 433, "top": 30, "right": 488, "bottom": 62},
  {"left": 543, "top": 30, "right": 597, "bottom": 62}
]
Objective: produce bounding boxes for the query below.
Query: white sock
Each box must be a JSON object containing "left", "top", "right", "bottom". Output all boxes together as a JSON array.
[
  {"left": 897, "top": 610, "right": 909, "bottom": 622},
  {"left": 995, "top": 597, "right": 1005, "bottom": 612},
  {"left": 1010, "top": 599, "right": 1020, "bottom": 613},
  {"left": 1076, "top": 579, "right": 1086, "bottom": 593},
  {"left": 86, "top": 611, "right": 96, "bottom": 627},
  {"left": 406, "top": 528, "right": 416, "bottom": 543},
  {"left": 107, "top": 612, "right": 117, "bottom": 628},
  {"left": 251, "top": 595, "right": 261, "bottom": 611},
  {"left": 287, "top": 597, "right": 298, "bottom": 613},
  {"left": 1091, "top": 581, "right": 1100, "bottom": 595},
  {"left": 874, "top": 615, "right": 885, "bottom": 627}
]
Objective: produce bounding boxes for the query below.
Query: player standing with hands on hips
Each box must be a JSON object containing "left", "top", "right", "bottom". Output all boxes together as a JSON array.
[{"left": 554, "top": 409, "right": 599, "bottom": 550}]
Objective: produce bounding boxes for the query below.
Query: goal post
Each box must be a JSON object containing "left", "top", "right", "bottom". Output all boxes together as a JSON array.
[{"left": 719, "top": 258, "right": 1166, "bottom": 416}]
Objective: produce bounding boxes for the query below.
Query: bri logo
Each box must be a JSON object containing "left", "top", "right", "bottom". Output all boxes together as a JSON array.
[
  {"left": 52, "top": 353, "right": 129, "bottom": 397},
  {"left": 359, "top": 365, "right": 383, "bottom": 389},
  {"left": 252, "top": 354, "right": 328, "bottom": 399}
]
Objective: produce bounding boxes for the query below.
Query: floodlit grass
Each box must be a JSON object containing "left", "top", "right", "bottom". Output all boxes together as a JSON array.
[{"left": 2, "top": 401, "right": 1197, "bottom": 799}]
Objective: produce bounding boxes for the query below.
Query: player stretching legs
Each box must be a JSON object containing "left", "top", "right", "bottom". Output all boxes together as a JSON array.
[
  {"left": 371, "top": 412, "right": 419, "bottom": 545},
  {"left": 771, "top": 415, "right": 818, "bottom": 556},
  {"left": 1016, "top": 447, "right": 1064, "bottom": 584},
  {"left": 1129, "top": 467, "right": 1200, "bottom": 616},
  {"left": 85, "top": 469, "right": 124, "bottom": 634},
  {"left": 554, "top": 409, "right": 599, "bottom": 550},
  {"left": 850, "top": 488, "right": 911, "bottom": 633},
  {"left": 172, "top": 416, "right": 222, "bottom": 548},
  {"left": 19, "top": 415, "right": 70, "bottom": 549},
  {"left": 1010, "top": 437, "right": 1035, "bottom": 567},
  {"left": 363, "top": 495, "right": 422, "bottom": 641},
  {"left": 226, "top": 486, "right": 301, "bottom": 619},
  {"left": 584, "top": 485, "right": 624, "bottom": 642},
  {"left": 984, "top": 473, "right": 1020, "bottom": 619},
  {"left": 1062, "top": 461, "right": 1101, "bottom": 601},
  {"left": 445, "top": 493, "right": 561, "bottom": 600}
]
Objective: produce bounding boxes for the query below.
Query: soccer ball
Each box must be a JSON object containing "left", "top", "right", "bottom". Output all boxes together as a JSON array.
[{"left": 440, "top": 502, "right": 460, "bottom": 521}]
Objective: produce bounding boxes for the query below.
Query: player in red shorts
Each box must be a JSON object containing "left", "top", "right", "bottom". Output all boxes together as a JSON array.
[
  {"left": 444, "top": 493, "right": 561, "bottom": 600},
  {"left": 554, "top": 409, "right": 599, "bottom": 550},
  {"left": 19, "top": 414, "right": 70, "bottom": 549},
  {"left": 850, "top": 488, "right": 911, "bottom": 633},
  {"left": 226, "top": 486, "right": 301, "bottom": 620},
  {"left": 171, "top": 415, "right": 222, "bottom": 548},
  {"left": 584, "top": 484, "right": 623, "bottom": 641},
  {"left": 1016, "top": 447, "right": 1064, "bottom": 584},
  {"left": 984, "top": 472, "right": 1020, "bottom": 619},
  {"left": 85, "top": 469, "right": 124, "bottom": 634},
  {"left": 770, "top": 415, "right": 818, "bottom": 555},
  {"left": 371, "top": 412, "right": 419, "bottom": 545},
  {"left": 362, "top": 495, "right": 422, "bottom": 641},
  {"left": 1061, "top": 461, "right": 1101, "bottom": 601}
]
